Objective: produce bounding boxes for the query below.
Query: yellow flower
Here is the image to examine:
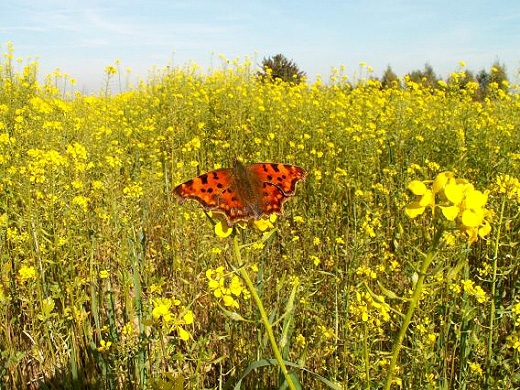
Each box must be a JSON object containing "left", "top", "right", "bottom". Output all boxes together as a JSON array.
[
  {"left": 404, "top": 180, "right": 434, "bottom": 218},
  {"left": 72, "top": 196, "right": 89, "bottom": 212},
  {"left": 449, "top": 283, "right": 462, "bottom": 294},
  {"left": 252, "top": 214, "right": 277, "bottom": 231},
  {"left": 122, "top": 182, "right": 143, "bottom": 199},
  {"left": 177, "top": 326, "right": 190, "bottom": 341},
  {"left": 318, "top": 325, "right": 335, "bottom": 339},
  {"left": 18, "top": 265, "right": 37, "bottom": 281},
  {"left": 444, "top": 181, "right": 464, "bottom": 204},
  {"left": 152, "top": 298, "right": 174, "bottom": 323},
  {"left": 104, "top": 65, "right": 117, "bottom": 75},
  {"left": 223, "top": 295, "right": 239, "bottom": 309},
  {"left": 472, "top": 286, "right": 487, "bottom": 303},
  {"left": 182, "top": 310, "right": 194, "bottom": 325},
  {"left": 512, "top": 302, "right": 520, "bottom": 316},
  {"left": 214, "top": 219, "right": 233, "bottom": 238},
  {"left": 405, "top": 172, "right": 491, "bottom": 243},
  {"left": 295, "top": 333, "right": 306, "bottom": 348},
  {"left": 494, "top": 175, "right": 520, "bottom": 201},
  {"left": 99, "top": 270, "right": 110, "bottom": 279},
  {"left": 228, "top": 276, "right": 244, "bottom": 296},
  {"left": 97, "top": 339, "right": 112, "bottom": 352},
  {"left": 432, "top": 171, "right": 453, "bottom": 194},
  {"left": 122, "top": 322, "right": 133, "bottom": 335},
  {"left": 173, "top": 309, "right": 194, "bottom": 341},
  {"left": 206, "top": 267, "right": 247, "bottom": 308},
  {"left": 469, "top": 361, "right": 483, "bottom": 376},
  {"left": 149, "top": 283, "right": 163, "bottom": 294}
]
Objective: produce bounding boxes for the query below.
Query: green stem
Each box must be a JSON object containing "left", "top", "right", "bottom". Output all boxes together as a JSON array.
[
  {"left": 486, "top": 197, "right": 505, "bottom": 386},
  {"left": 384, "top": 227, "right": 443, "bottom": 390},
  {"left": 232, "top": 234, "right": 296, "bottom": 390},
  {"left": 363, "top": 322, "right": 370, "bottom": 390},
  {"left": 130, "top": 232, "right": 147, "bottom": 387},
  {"left": 458, "top": 261, "right": 470, "bottom": 385}
]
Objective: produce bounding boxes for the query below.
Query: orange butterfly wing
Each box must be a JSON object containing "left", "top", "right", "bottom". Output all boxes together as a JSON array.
[
  {"left": 173, "top": 162, "right": 306, "bottom": 225},
  {"left": 246, "top": 163, "right": 307, "bottom": 216}
]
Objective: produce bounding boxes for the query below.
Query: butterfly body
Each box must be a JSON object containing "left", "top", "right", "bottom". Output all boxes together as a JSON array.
[{"left": 174, "top": 161, "right": 306, "bottom": 225}]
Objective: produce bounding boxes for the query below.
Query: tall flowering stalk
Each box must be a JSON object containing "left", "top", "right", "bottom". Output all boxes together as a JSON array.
[
  {"left": 209, "top": 215, "right": 299, "bottom": 390},
  {"left": 231, "top": 232, "right": 298, "bottom": 390},
  {"left": 486, "top": 175, "right": 520, "bottom": 386},
  {"left": 385, "top": 172, "right": 491, "bottom": 389}
]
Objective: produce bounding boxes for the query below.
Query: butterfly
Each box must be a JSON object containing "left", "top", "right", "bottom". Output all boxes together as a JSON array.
[{"left": 173, "top": 161, "right": 306, "bottom": 225}]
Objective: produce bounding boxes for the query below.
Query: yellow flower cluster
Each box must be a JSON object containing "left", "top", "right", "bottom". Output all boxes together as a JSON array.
[
  {"left": 18, "top": 265, "right": 37, "bottom": 282},
  {"left": 206, "top": 266, "right": 250, "bottom": 309},
  {"left": 494, "top": 175, "right": 520, "bottom": 202},
  {"left": 405, "top": 171, "right": 491, "bottom": 243},
  {"left": 97, "top": 339, "right": 112, "bottom": 352},
  {"left": 151, "top": 297, "right": 194, "bottom": 341},
  {"left": 348, "top": 290, "right": 391, "bottom": 328},
  {"left": 461, "top": 279, "right": 487, "bottom": 303},
  {"left": 213, "top": 213, "right": 277, "bottom": 238},
  {"left": 512, "top": 302, "right": 520, "bottom": 327},
  {"left": 122, "top": 181, "right": 144, "bottom": 199}
]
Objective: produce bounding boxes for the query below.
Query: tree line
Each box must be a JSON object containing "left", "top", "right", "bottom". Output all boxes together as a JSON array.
[{"left": 258, "top": 54, "right": 511, "bottom": 100}]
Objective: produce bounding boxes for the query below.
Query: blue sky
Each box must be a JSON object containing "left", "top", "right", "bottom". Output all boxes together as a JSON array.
[{"left": 2, "top": 0, "right": 519, "bottom": 92}]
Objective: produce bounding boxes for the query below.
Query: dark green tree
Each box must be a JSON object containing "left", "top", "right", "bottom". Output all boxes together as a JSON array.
[
  {"left": 381, "top": 65, "right": 400, "bottom": 88},
  {"left": 476, "top": 69, "right": 490, "bottom": 98},
  {"left": 446, "top": 69, "right": 476, "bottom": 91},
  {"left": 407, "top": 63, "right": 438, "bottom": 89},
  {"left": 258, "top": 54, "right": 306, "bottom": 84},
  {"left": 476, "top": 61, "right": 509, "bottom": 100},
  {"left": 489, "top": 61, "right": 509, "bottom": 89}
]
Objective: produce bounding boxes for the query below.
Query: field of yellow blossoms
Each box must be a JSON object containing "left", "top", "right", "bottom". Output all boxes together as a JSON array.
[{"left": 1, "top": 43, "right": 520, "bottom": 389}]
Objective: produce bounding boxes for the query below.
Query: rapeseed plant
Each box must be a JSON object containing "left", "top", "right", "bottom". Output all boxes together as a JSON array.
[
  {"left": 405, "top": 171, "right": 491, "bottom": 243},
  {"left": 2, "top": 44, "right": 520, "bottom": 388},
  {"left": 385, "top": 172, "right": 493, "bottom": 388}
]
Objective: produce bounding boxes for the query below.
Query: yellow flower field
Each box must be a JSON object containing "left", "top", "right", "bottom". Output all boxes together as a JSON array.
[{"left": 1, "top": 44, "right": 520, "bottom": 389}]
